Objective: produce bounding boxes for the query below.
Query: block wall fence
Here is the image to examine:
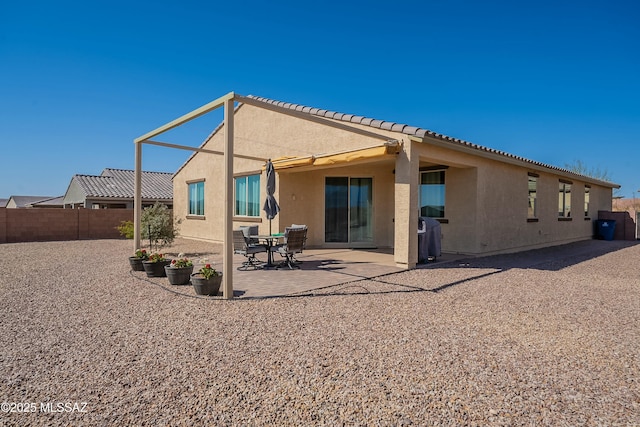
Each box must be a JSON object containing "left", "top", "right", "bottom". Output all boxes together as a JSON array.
[{"left": 0, "top": 208, "right": 133, "bottom": 243}]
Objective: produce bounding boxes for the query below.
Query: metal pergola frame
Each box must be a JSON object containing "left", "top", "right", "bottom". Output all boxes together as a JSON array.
[{"left": 134, "top": 91, "right": 396, "bottom": 299}]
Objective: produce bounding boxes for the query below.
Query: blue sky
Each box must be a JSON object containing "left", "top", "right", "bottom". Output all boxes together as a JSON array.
[{"left": 1, "top": 0, "right": 638, "bottom": 199}]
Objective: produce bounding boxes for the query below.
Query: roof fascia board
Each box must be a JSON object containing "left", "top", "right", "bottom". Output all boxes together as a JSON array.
[
  {"left": 410, "top": 135, "right": 619, "bottom": 189},
  {"left": 235, "top": 95, "right": 396, "bottom": 143},
  {"left": 135, "top": 92, "right": 235, "bottom": 143}
]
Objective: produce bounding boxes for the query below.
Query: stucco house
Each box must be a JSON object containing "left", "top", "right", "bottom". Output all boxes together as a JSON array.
[
  {"left": 167, "top": 94, "right": 617, "bottom": 269},
  {"left": 62, "top": 168, "right": 173, "bottom": 209}
]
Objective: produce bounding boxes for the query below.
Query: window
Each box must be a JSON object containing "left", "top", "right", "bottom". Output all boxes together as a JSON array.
[
  {"left": 584, "top": 185, "right": 590, "bottom": 217},
  {"left": 558, "top": 181, "right": 572, "bottom": 218},
  {"left": 188, "top": 181, "right": 205, "bottom": 216},
  {"left": 420, "top": 170, "right": 445, "bottom": 218},
  {"left": 234, "top": 174, "right": 260, "bottom": 217},
  {"left": 528, "top": 174, "right": 538, "bottom": 218}
]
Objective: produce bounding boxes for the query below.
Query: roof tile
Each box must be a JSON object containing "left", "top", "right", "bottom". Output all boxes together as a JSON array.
[{"left": 72, "top": 169, "right": 173, "bottom": 200}]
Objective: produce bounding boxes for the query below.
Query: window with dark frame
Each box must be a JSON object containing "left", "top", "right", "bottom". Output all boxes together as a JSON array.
[
  {"left": 558, "top": 180, "right": 572, "bottom": 218},
  {"left": 584, "top": 185, "right": 591, "bottom": 217},
  {"left": 528, "top": 173, "right": 538, "bottom": 219},
  {"left": 420, "top": 170, "right": 446, "bottom": 218}
]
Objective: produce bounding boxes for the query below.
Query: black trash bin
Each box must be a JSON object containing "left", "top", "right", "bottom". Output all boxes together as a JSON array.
[{"left": 596, "top": 219, "right": 616, "bottom": 241}]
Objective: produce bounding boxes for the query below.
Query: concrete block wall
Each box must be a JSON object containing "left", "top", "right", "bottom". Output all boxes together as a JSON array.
[
  {"left": 597, "top": 210, "right": 636, "bottom": 240},
  {"left": 0, "top": 208, "right": 134, "bottom": 243}
]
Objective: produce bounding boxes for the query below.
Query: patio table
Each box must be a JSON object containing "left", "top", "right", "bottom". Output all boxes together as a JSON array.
[{"left": 251, "top": 234, "right": 284, "bottom": 269}]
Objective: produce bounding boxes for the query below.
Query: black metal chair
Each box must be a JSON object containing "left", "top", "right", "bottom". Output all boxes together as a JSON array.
[
  {"left": 233, "top": 229, "right": 267, "bottom": 270},
  {"left": 284, "top": 225, "right": 307, "bottom": 264},
  {"left": 270, "top": 228, "right": 306, "bottom": 270}
]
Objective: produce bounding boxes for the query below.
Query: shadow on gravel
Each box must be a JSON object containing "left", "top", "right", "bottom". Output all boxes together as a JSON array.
[
  {"left": 283, "top": 240, "right": 640, "bottom": 299},
  {"left": 420, "top": 239, "right": 639, "bottom": 272}
]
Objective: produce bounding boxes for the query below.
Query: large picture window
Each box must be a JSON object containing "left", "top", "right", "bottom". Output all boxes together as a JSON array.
[
  {"left": 188, "top": 181, "right": 204, "bottom": 216},
  {"left": 235, "top": 174, "right": 260, "bottom": 217},
  {"left": 420, "top": 170, "right": 445, "bottom": 218}
]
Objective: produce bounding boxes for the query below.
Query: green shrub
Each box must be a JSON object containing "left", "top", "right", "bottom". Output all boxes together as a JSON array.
[{"left": 117, "top": 220, "right": 135, "bottom": 239}]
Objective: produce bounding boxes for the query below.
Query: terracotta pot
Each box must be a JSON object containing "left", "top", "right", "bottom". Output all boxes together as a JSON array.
[
  {"left": 164, "top": 265, "right": 194, "bottom": 285},
  {"left": 142, "top": 260, "right": 172, "bottom": 277},
  {"left": 191, "top": 273, "right": 222, "bottom": 296},
  {"left": 129, "top": 257, "right": 145, "bottom": 271}
]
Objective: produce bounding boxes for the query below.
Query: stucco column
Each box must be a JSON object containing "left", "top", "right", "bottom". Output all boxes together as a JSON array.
[{"left": 394, "top": 140, "right": 419, "bottom": 268}]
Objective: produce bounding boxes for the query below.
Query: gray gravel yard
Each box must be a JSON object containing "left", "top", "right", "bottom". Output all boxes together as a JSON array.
[{"left": 0, "top": 238, "right": 638, "bottom": 426}]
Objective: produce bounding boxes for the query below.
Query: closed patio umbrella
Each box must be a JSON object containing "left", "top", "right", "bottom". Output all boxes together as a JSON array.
[{"left": 263, "top": 159, "right": 280, "bottom": 235}]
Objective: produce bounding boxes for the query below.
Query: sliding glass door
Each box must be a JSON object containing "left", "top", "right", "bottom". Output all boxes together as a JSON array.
[{"left": 325, "top": 177, "right": 373, "bottom": 244}]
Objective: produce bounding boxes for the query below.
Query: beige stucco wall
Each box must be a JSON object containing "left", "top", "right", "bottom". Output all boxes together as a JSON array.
[
  {"left": 410, "top": 139, "right": 614, "bottom": 256},
  {"left": 173, "top": 103, "right": 399, "bottom": 244},
  {"left": 173, "top": 101, "right": 616, "bottom": 262}
]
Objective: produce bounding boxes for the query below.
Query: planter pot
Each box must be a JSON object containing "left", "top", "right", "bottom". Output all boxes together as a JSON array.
[
  {"left": 191, "top": 273, "right": 222, "bottom": 296},
  {"left": 165, "top": 265, "right": 194, "bottom": 285},
  {"left": 129, "top": 257, "right": 145, "bottom": 271},
  {"left": 142, "top": 260, "right": 172, "bottom": 277}
]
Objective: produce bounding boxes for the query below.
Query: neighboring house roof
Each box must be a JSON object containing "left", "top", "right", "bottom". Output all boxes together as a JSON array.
[
  {"left": 7, "top": 195, "right": 58, "bottom": 208},
  {"left": 68, "top": 168, "right": 173, "bottom": 200},
  {"left": 28, "top": 196, "right": 64, "bottom": 207},
  {"left": 0, "top": 198, "right": 8, "bottom": 208}
]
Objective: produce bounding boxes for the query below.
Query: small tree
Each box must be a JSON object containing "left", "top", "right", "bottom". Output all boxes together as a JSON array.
[
  {"left": 141, "top": 202, "right": 179, "bottom": 251},
  {"left": 565, "top": 160, "right": 621, "bottom": 197}
]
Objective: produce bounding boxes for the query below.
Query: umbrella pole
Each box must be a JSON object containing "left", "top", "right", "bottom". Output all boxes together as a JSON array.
[{"left": 269, "top": 219, "right": 272, "bottom": 236}]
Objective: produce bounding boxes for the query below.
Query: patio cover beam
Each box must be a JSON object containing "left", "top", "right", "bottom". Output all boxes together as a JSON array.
[
  {"left": 135, "top": 92, "right": 236, "bottom": 144},
  {"left": 145, "top": 139, "right": 268, "bottom": 162}
]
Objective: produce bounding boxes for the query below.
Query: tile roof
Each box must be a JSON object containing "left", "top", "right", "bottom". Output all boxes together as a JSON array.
[
  {"left": 246, "top": 95, "right": 618, "bottom": 186},
  {"left": 8, "top": 196, "right": 58, "bottom": 208},
  {"left": 72, "top": 168, "right": 173, "bottom": 200}
]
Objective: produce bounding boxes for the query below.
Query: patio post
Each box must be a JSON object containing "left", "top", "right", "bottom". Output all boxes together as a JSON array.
[
  {"left": 223, "top": 97, "right": 234, "bottom": 299},
  {"left": 134, "top": 140, "right": 142, "bottom": 252}
]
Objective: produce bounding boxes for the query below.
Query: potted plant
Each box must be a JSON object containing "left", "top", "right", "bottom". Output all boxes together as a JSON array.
[
  {"left": 164, "top": 255, "right": 194, "bottom": 285},
  {"left": 142, "top": 253, "right": 172, "bottom": 278},
  {"left": 129, "top": 248, "right": 148, "bottom": 271},
  {"left": 191, "top": 264, "right": 222, "bottom": 296}
]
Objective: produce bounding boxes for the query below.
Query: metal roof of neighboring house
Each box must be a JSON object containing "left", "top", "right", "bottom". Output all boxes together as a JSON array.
[
  {"left": 0, "top": 198, "right": 8, "bottom": 208},
  {"left": 71, "top": 168, "right": 173, "bottom": 200},
  {"left": 8, "top": 195, "right": 58, "bottom": 208},
  {"left": 28, "top": 196, "right": 65, "bottom": 207}
]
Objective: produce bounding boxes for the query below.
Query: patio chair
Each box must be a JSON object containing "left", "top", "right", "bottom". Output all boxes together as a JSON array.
[
  {"left": 239, "top": 225, "right": 259, "bottom": 244},
  {"left": 270, "top": 227, "right": 306, "bottom": 270},
  {"left": 233, "top": 229, "right": 267, "bottom": 271},
  {"left": 284, "top": 224, "right": 307, "bottom": 264}
]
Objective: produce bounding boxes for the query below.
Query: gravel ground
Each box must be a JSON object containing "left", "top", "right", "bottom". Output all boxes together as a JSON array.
[{"left": 0, "top": 238, "right": 638, "bottom": 426}]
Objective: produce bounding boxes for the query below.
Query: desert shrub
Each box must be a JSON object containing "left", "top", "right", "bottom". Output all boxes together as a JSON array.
[
  {"left": 117, "top": 220, "right": 134, "bottom": 239},
  {"left": 141, "top": 202, "right": 179, "bottom": 251}
]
